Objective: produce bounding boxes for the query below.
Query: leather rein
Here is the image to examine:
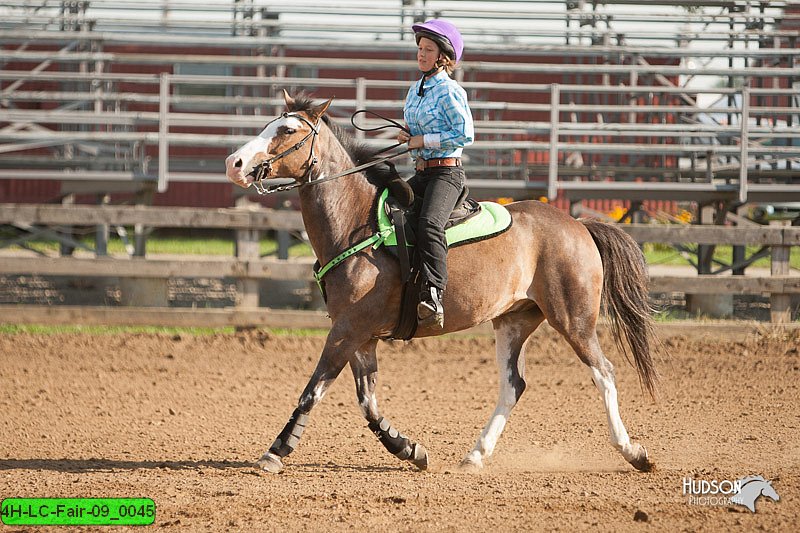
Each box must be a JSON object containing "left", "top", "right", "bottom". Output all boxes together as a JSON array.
[{"left": 249, "top": 110, "right": 410, "bottom": 195}]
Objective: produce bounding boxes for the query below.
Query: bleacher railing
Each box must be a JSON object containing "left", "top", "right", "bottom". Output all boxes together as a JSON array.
[
  {"left": 2, "top": 70, "right": 798, "bottom": 202},
  {"left": 1, "top": 0, "right": 798, "bottom": 202}
]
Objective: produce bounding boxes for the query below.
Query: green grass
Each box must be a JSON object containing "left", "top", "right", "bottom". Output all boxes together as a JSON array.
[
  {"left": 255, "top": 328, "right": 329, "bottom": 336},
  {"left": 6, "top": 233, "right": 313, "bottom": 257},
  {"left": 6, "top": 234, "right": 799, "bottom": 269},
  {"left": 0, "top": 324, "right": 330, "bottom": 336},
  {"left": 652, "top": 309, "right": 700, "bottom": 322},
  {"left": 0, "top": 324, "right": 232, "bottom": 336},
  {"left": 643, "top": 242, "right": 800, "bottom": 269}
]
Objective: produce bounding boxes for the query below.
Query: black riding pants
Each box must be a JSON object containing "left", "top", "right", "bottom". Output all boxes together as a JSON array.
[{"left": 407, "top": 166, "right": 465, "bottom": 291}]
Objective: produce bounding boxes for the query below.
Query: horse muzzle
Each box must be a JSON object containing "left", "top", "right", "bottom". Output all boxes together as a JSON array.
[
  {"left": 225, "top": 154, "right": 253, "bottom": 188},
  {"left": 248, "top": 160, "right": 273, "bottom": 184}
]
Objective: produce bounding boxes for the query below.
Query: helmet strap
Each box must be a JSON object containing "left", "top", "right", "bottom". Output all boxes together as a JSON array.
[{"left": 417, "top": 65, "right": 442, "bottom": 97}]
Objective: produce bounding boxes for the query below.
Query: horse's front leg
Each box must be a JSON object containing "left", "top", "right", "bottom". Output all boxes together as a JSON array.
[
  {"left": 256, "top": 332, "right": 352, "bottom": 473},
  {"left": 460, "top": 310, "right": 543, "bottom": 470},
  {"left": 351, "top": 338, "right": 428, "bottom": 471}
]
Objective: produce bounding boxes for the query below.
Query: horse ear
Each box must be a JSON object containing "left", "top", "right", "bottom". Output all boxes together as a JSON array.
[
  {"left": 309, "top": 97, "right": 334, "bottom": 121},
  {"left": 283, "top": 89, "right": 295, "bottom": 109}
]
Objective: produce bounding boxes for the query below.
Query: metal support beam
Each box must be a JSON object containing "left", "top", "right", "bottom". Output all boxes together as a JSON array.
[
  {"left": 158, "top": 72, "right": 169, "bottom": 193},
  {"left": 547, "top": 83, "right": 559, "bottom": 201},
  {"left": 739, "top": 86, "right": 749, "bottom": 204},
  {"left": 0, "top": 41, "right": 78, "bottom": 104},
  {"left": 355, "top": 77, "right": 367, "bottom": 140}
]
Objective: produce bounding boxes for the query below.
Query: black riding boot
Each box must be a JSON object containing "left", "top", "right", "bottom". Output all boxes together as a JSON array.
[{"left": 417, "top": 282, "right": 444, "bottom": 329}]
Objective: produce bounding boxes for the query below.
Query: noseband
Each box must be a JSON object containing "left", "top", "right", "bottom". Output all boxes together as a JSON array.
[
  {"left": 250, "top": 112, "right": 321, "bottom": 195},
  {"left": 248, "top": 110, "right": 411, "bottom": 196}
]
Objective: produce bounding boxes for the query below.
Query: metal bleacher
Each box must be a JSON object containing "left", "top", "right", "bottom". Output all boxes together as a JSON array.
[{"left": 1, "top": 0, "right": 799, "bottom": 207}]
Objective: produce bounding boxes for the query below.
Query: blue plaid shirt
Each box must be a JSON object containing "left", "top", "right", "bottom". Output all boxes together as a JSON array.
[{"left": 403, "top": 71, "right": 474, "bottom": 160}]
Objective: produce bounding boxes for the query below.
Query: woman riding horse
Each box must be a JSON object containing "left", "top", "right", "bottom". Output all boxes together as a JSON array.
[
  {"left": 396, "top": 18, "right": 474, "bottom": 329},
  {"left": 224, "top": 92, "right": 659, "bottom": 475}
]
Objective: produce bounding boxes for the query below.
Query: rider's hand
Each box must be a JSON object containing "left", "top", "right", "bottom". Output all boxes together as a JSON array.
[
  {"left": 408, "top": 135, "right": 424, "bottom": 149},
  {"left": 398, "top": 132, "right": 424, "bottom": 149}
]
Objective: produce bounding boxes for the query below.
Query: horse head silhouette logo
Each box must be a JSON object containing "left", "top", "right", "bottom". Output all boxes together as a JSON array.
[{"left": 730, "top": 476, "right": 780, "bottom": 513}]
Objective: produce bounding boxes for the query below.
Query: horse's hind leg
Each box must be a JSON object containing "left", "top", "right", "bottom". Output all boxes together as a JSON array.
[
  {"left": 460, "top": 309, "right": 545, "bottom": 470},
  {"left": 350, "top": 338, "right": 428, "bottom": 470},
  {"left": 256, "top": 331, "right": 355, "bottom": 473},
  {"left": 560, "top": 328, "right": 654, "bottom": 472}
]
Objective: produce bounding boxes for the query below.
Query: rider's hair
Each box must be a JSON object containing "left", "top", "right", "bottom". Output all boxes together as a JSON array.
[{"left": 437, "top": 55, "right": 457, "bottom": 75}]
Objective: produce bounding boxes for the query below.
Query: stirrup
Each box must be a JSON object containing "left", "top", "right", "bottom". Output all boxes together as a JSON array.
[{"left": 417, "top": 285, "right": 444, "bottom": 329}]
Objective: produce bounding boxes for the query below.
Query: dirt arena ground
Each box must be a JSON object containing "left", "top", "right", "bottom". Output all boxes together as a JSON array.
[{"left": 1, "top": 325, "right": 797, "bottom": 531}]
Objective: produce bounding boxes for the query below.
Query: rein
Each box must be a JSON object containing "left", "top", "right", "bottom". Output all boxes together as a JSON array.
[
  {"left": 251, "top": 110, "right": 410, "bottom": 195},
  {"left": 350, "top": 109, "right": 409, "bottom": 157}
]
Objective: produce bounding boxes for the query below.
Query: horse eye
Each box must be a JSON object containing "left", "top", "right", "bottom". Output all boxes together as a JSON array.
[{"left": 284, "top": 128, "right": 296, "bottom": 135}]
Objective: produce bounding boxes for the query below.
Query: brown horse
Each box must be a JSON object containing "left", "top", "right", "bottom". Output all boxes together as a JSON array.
[{"left": 225, "top": 92, "right": 659, "bottom": 474}]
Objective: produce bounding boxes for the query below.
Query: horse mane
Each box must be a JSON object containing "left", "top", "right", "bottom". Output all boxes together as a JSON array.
[
  {"left": 287, "top": 93, "right": 394, "bottom": 189},
  {"left": 739, "top": 476, "right": 768, "bottom": 486}
]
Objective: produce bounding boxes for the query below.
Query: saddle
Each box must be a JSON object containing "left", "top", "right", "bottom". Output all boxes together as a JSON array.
[
  {"left": 311, "top": 175, "right": 512, "bottom": 342},
  {"left": 385, "top": 186, "right": 482, "bottom": 246},
  {"left": 379, "top": 185, "right": 512, "bottom": 341}
]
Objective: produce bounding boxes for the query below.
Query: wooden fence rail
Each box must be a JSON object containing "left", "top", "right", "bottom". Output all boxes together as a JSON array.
[
  {"left": 1, "top": 203, "right": 798, "bottom": 325},
  {"left": 4, "top": 203, "right": 798, "bottom": 242},
  {"left": 0, "top": 203, "right": 305, "bottom": 231},
  {"left": 0, "top": 256, "right": 316, "bottom": 281}
]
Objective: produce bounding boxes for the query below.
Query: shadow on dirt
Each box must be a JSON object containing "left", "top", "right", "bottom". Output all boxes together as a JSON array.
[{"left": 0, "top": 458, "right": 254, "bottom": 473}]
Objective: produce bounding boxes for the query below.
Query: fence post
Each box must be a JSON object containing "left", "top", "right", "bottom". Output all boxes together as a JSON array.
[
  {"left": 95, "top": 193, "right": 109, "bottom": 257},
  {"left": 119, "top": 184, "right": 167, "bottom": 307},
  {"left": 276, "top": 200, "right": 292, "bottom": 260},
  {"left": 59, "top": 194, "right": 75, "bottom": 257},
  {"left": 771, "top": 222, "right": 791, "bottom": 322},
  {"left": 687, "top": 203, "right": 732, "bottom": 317},
  {"left": 133, "top": 185, "right": 154, "bottom": 257},
  {"left": 235, "top": 196, "right": 261, "bottom": 308}
]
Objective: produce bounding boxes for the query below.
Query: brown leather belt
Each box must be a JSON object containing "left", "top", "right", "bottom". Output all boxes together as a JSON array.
[{"left": 415, "top": 157, "right": 462, "bottom": 171}]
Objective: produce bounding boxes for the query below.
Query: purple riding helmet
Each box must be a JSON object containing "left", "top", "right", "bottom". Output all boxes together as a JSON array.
[{"left": 412, "top": 19, "right": 464, "bottom": 63}]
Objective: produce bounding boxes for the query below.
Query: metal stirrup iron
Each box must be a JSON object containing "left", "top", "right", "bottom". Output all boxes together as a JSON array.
[{"left": 417, "top": 285, "right": 444, "bottom": 328}]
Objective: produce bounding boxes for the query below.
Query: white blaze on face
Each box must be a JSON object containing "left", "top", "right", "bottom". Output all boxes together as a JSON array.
[{"left": 224, "top": 115, "right": 304, "bottom": 188}]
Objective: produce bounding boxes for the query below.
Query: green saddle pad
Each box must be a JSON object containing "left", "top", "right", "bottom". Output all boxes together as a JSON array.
[{"left": 376, "top": 188, "right": 512, "bottom": 248}]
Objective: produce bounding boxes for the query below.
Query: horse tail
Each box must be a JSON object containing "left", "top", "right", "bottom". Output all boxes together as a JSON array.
[{"left": 581, "top": 219, "right": 659, "bottom": 398}]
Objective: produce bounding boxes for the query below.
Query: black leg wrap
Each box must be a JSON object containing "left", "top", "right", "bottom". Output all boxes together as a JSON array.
[
  {"left": 368, "top": 417, "right": 414, "bottom": 460},
  {"left": 269, "top": 408, "right": 309, "bottom": 458}
]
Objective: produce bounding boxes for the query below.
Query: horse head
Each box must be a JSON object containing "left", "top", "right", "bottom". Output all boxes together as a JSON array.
[
  {"left": 760, "top": 480, "right": 780, "bottom": 502},
  {"left": 731, "top": 475, "right": 780, "bottom": 512},
  {"left": 225, "top": 90, "right": 333, "bottom": 189}
]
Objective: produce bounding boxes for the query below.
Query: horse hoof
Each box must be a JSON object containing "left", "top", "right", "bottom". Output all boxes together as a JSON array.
[
  {"left": 409, "top": 443, "right": 428, "bottom": 471},
  {"left": 458, "top": 454, "right": 483, "bottom": 472},
  {"left": 628, "top": 444, "right": 655, "bottom": 473},
  {"left": 256, "top": 452, "right": 284, "bottom": 474}
]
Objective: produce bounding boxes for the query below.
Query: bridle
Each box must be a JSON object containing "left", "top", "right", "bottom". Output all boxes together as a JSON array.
[
  {"left": 248, "top": 110, "right": 410, "bottom": 195},
  {"left": 250, "top": 112, "right": 321, "bottom": 195}
]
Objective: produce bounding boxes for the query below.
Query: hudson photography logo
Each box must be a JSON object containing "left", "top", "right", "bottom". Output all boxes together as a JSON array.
[{"left": 682, "top": 475, "right": 780, "bottom": 512}]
